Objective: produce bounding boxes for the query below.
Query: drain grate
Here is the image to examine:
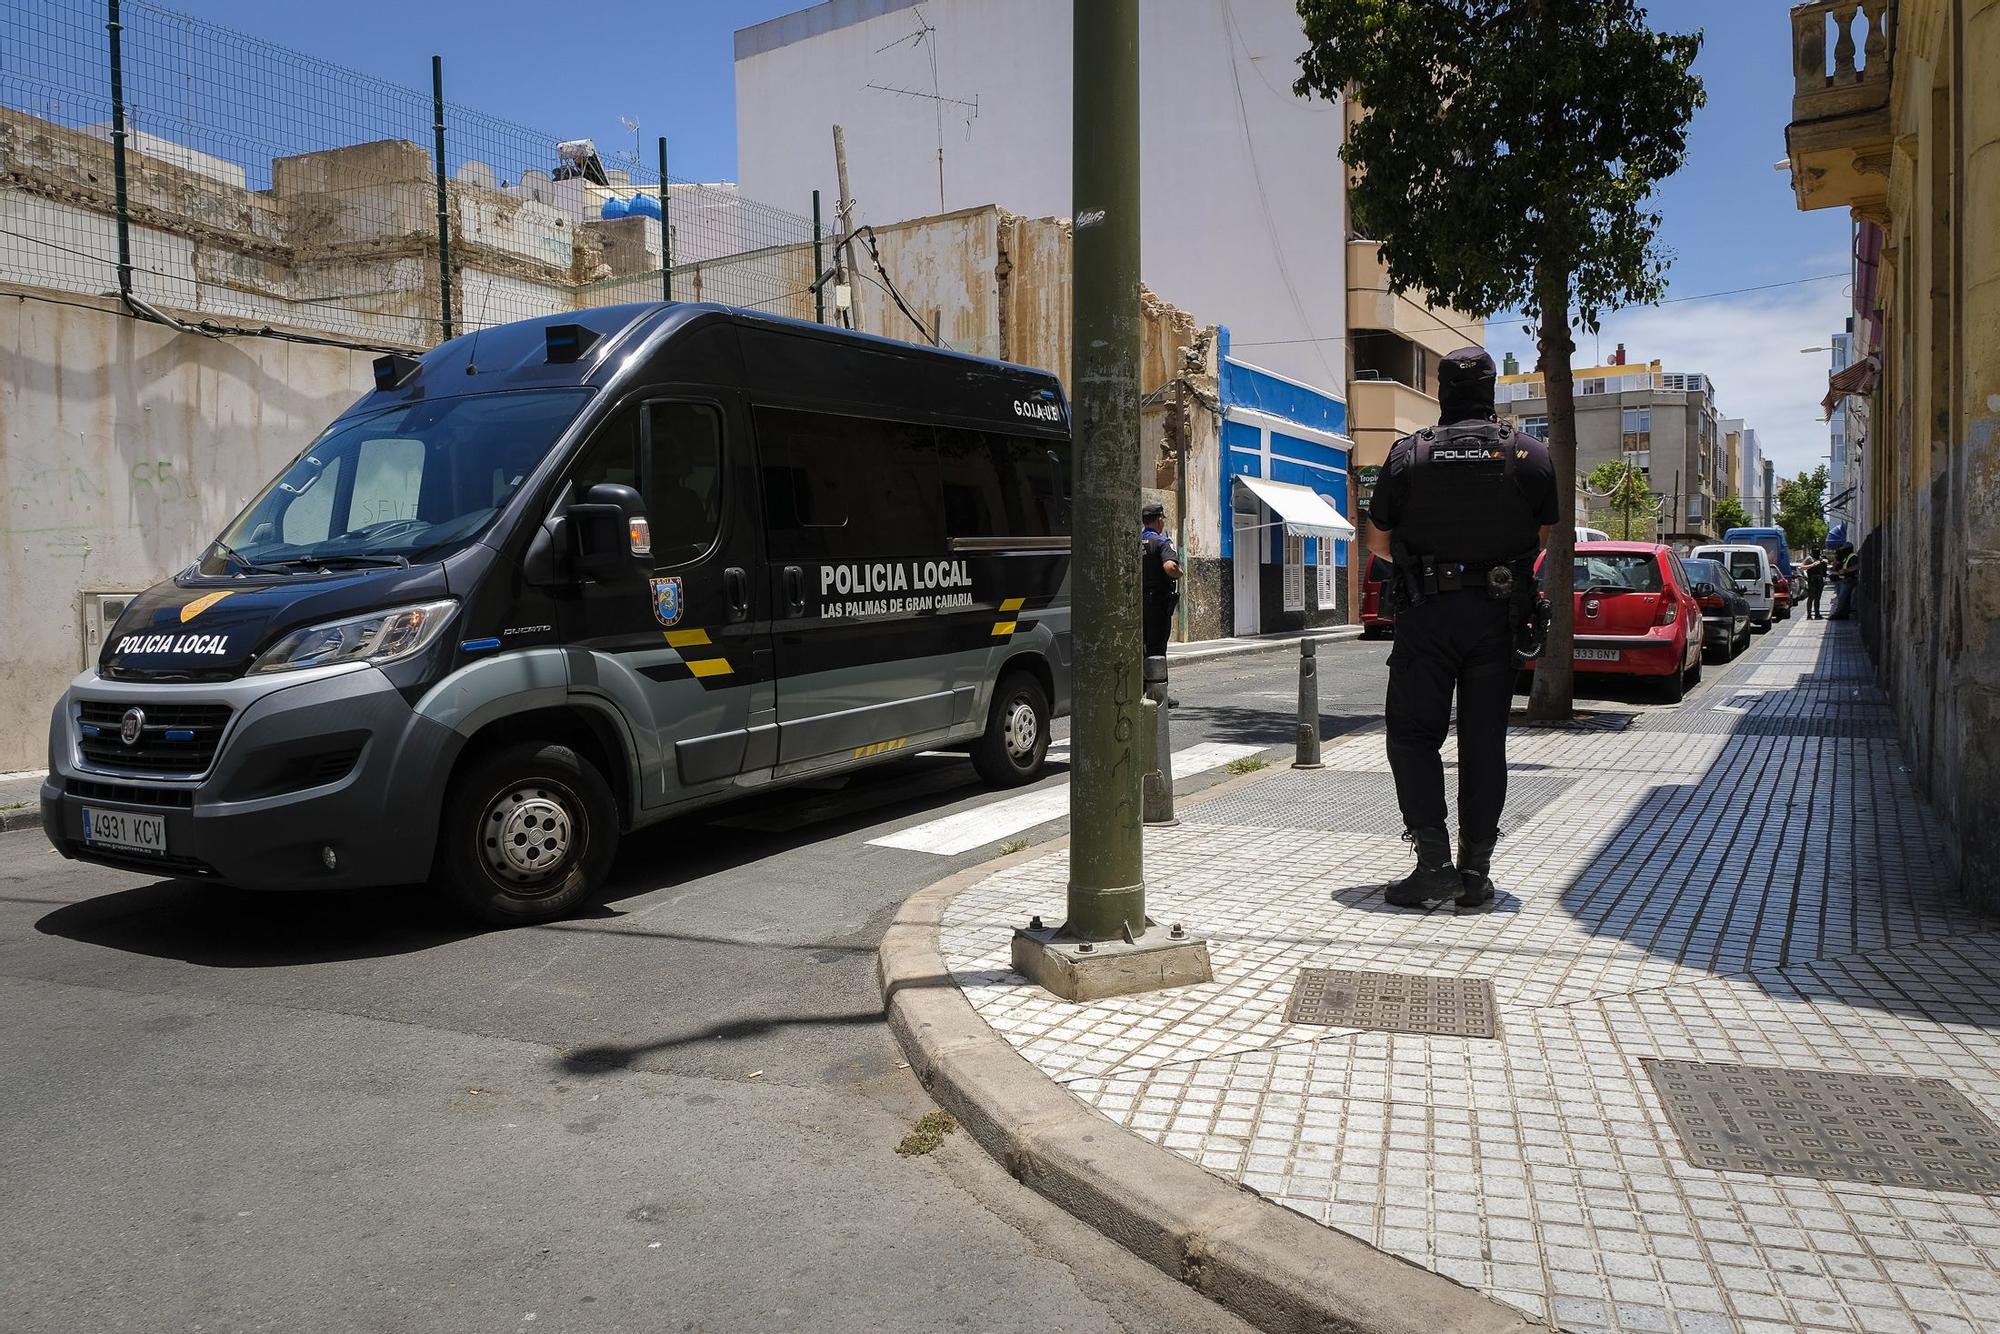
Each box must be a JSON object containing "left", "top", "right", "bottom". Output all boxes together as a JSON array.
[
  {"left": 1285, "top": 968, "right": 1497, "bottom": 1039},
  {"left": 1644, "top": 1059, "right": 2000, "bottom": 1193}
]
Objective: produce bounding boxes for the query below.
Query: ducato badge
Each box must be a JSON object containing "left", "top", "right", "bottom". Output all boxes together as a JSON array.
[{"left": 120, "top": 707, "right": 146, "bottom": 746}]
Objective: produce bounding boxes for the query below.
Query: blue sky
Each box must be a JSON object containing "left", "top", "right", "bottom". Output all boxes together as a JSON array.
[{"left": 167, "top": 0, "right": 1848, "bottom": 477}]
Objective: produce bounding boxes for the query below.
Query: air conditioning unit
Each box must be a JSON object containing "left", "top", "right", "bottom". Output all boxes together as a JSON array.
[{"left": 80, "top": 591, "right": 142, "bottom": 668}]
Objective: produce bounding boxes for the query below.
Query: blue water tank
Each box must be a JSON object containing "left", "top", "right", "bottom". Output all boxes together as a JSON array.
[
  {"left": 600, "top": 194, "right": 629, "bottom": 220},
  {"left": 629, "top": 192, "right": 662, "bottom": 220}
]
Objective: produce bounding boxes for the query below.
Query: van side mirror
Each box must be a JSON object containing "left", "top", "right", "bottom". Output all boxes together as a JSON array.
[{"left": 569, "top": 482, "right": 649, "bottom": 578}]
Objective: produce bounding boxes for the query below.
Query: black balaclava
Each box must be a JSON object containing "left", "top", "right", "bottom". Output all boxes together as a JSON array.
[{"left": 1437, "top": 346, "right": 1498, "bottom": 423}]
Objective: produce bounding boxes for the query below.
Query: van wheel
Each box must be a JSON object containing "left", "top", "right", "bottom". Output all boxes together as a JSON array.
[
  {"left": 971, "top": 672, "right": 1050, "bottom": 787},
  {"left": 436, "top": 741, "right": 618, "bottom": 925}
]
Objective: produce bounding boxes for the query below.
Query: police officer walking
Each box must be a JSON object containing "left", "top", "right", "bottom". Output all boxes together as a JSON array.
[{"left": 1365, "top": 348, "right": 1558, "bottom": 911}]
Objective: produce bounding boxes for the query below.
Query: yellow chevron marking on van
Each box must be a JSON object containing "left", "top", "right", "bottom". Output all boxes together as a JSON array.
[
  {"left": 853, "top": 737, "right": 908, "bottom": 759},
  {"left": 663, "top": 628, "right": 711, "bottom": 647},
  {"left": 180, "top": 590, "right": 236, "bottom": 623},
  {"left": 684, "top": 656, "right": 734, "bottom": 678},
  {"left": 998, "top": 597, "right": 1026, "bottom": 612},
  {"left": 991, "top": 620, "right": 1018, "bottom": 637}
]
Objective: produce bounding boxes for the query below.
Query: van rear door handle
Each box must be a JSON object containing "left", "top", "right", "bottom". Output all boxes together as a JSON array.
[
  {"left": 783, "top": 565, "right": 806, "bottom": 617},
  {"left": 724, "top": 567, "right": 750, "bottom": 622}
]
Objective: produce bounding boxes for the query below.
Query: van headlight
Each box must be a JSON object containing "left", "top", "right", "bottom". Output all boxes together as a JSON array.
[{"left": 250, "top": 600, "right": 458, "bottom": 674}]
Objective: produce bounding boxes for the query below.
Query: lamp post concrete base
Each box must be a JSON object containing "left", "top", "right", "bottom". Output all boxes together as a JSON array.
[{"left": 1010, "top": 923, "right": 1213, "bottom": 1002}]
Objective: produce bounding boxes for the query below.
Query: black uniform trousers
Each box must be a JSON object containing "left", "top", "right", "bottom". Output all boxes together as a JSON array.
[
  {"left": 1384, "top": 589, "right": 1515, "bottom": 842},
  {"left": 1143, "top": 599, "right": 1174, "bottom": 659}
]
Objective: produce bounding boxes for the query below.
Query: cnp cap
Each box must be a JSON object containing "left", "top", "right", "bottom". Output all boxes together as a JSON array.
[
  {"left": 1438, "top": 346, "right": 1497, "bottom": 389},
  {"left": 1141, "top": 501, "right": 1167, "bottom": 520}
]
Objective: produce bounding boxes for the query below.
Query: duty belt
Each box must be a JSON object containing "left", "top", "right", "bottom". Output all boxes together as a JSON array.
[{"left": 1413, "top": 560, "right": 1517, "bottom": 595}]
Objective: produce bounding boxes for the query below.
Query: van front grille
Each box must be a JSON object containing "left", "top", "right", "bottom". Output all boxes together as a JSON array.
[{"left": 76, "top": 701, "right": 232, "bottom": 775}]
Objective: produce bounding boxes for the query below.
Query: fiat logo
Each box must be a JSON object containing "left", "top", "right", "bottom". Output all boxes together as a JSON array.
[
  {"left": 1583, "top": 598, "right": 1600, "bottom": 619},
  {"left": 119, "top": 707, "right": 145, "bottom": 746}
]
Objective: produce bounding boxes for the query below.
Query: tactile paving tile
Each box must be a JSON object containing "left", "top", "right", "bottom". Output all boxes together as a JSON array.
[
  {"left": 1285, "top": 968, "right": 1497, "bottom": 1038},
  {"left": 1187, "top": 769, "right": 1576, "bottom": 837},
  {"left": 1644, "top": 1058, "right": 2000, "bottom": 1193}
]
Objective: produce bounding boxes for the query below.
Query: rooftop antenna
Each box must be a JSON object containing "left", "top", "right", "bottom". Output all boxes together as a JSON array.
[
  {"left": 867, "top": 5, "right": 974, "bottom": 212},
  {"left": 617, "top": 116, "right": 642, "bottom": 172}
]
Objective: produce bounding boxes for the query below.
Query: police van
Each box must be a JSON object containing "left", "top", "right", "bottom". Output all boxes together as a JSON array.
[{"left": 41, "top": 304, "right": 1073, "bottom": 923}]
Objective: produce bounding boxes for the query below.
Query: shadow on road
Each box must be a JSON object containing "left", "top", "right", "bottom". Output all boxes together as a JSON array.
[
  {"left": 34, "top": 878, "right": 475, "bottom": 967},
  {"left": 31, "top": 753, "right": 1003, "bottom": 967}
]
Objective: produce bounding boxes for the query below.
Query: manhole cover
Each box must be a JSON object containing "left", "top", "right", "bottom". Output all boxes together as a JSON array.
[
  {"left": 1285, "top": 969, "right": 1497, "bottom": 1039},
  {"left": 1644, "top": 1059, "right": 2000, "bottom": 1193}
]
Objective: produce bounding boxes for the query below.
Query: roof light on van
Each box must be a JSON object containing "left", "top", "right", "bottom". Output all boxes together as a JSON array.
[
  {"left": 373, "top": 353, "right": 422, "bottom": 390},
  {"left": 544, "top": 323, "right": 601, "bottom": 364}
]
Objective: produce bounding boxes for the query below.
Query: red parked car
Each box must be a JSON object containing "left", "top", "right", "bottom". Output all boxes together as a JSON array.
[
  {"left": 1772, "top": 573, "right": 1793, "bottom": 619},
  {"left": 1360, "top": 555, "right": 1395, "bottom": 638},
  {"left": 1528, "top": 541, "right": 1705, "bottom": 702}
]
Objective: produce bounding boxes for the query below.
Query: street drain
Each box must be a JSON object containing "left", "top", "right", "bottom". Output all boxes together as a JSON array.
[
  {"left": 1284, "top": 969, "right": 1497, "bottom": 1039},
  {"left": 1644, "top": 1059, "right": 2000, "bottom": 1193}
]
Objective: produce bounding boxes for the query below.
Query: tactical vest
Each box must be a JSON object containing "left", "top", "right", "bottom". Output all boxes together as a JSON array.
[{"left": 1391, "top": 420, "right": 1542, "bottom": 567}]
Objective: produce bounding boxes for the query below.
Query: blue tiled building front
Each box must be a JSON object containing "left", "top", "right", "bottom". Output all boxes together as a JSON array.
[{"left": 1216, "top": 328, "right": 1356, "bottom": 636}]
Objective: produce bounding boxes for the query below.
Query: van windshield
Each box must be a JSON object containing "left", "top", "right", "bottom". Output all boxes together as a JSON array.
[{"left": 199, "top": 389, "right": 591, "bottom": 575}]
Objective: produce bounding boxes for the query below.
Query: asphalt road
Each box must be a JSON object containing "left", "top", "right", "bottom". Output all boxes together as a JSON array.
[{"left": 0, "top": 626, "right": 1776, "bottom": 1333}]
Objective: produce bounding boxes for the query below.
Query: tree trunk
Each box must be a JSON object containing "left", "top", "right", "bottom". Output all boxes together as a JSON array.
[{"left": 1527, "top": 267, "right": 1577, "bottom": 722}]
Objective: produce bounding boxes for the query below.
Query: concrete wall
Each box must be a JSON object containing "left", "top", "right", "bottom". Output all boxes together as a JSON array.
[
  {"left": 734, "top": 0, "right": 1348, "bottom": 397},
  {"left": 0, "top": 286, "right": 373, "bottom": 772}
]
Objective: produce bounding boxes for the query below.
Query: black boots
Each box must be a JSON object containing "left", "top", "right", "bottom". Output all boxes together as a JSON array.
[
  {"left": 1385, "top": 828, "right": 1499, "bottom": 912},
  {"left": 1455, "top": 832, "right": 1498, "bottom": 913},
  {"left": 1385, "top": 827, "right": 1461, "bottom": 907}
]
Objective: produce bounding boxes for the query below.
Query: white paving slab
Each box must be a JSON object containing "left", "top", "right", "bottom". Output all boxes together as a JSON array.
[{"left": 868, "top": 740, "right": 1263, "bottom": 856}]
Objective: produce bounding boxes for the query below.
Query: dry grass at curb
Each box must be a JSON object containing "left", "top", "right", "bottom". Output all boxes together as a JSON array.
[{"left": 895, "top": 1110, "right": 959, "bottom": 1157}]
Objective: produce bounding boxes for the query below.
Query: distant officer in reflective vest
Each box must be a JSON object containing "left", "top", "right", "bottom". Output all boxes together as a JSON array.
[{"left": 1365, "top": 348, "right": 1558, "bottom": 911}]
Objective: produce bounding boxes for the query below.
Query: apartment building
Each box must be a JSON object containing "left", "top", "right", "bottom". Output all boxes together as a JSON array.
[{"left": 1495, "top": 350, "right": 1730, "bottom": 542}]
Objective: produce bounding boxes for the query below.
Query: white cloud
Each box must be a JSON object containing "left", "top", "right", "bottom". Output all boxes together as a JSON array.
[{"left": 1488, "top": 278, "right": 1852, "bottom": 480}]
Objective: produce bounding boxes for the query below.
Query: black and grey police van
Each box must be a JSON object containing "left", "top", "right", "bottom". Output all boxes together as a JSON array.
[{"left": 42, "top": 304, "right": 1072, "bottom": 922}]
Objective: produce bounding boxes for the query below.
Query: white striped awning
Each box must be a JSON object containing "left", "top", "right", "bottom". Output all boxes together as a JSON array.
[{"left": 1232, "top": 475, "right": 1356, "bottom": 542}]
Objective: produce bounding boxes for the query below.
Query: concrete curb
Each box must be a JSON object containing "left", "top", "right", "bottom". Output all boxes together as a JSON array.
[
  {"left": 877, "top": 779, "right": 1547, "bottom": 1334},
  {"left": 1168, "top": 624, "right": 1365, "bottom": 666},
  {"left": 0, "top": 806, "right": 41, "bottom": 834}
]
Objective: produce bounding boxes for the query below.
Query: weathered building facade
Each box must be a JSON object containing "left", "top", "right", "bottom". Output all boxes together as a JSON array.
[{"left": 1783, "top": 0, "right": 2000, "bottom": 902}]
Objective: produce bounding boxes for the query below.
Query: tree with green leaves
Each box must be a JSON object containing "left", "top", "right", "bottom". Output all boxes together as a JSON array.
[
  {"left": 1776, "top": 465, "right": 1829, "bottom": 552},
  {"left": 1295, "top": 0, "right": 1703, "bottom": 718},
  {"left": 1585, "top": 460, "right": 1657, "bottom": 540},
  {"left": 1711, "top": 494, "right": 1750, "bottom": 535}
]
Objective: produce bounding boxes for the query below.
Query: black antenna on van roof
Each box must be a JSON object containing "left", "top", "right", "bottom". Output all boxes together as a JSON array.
[{"left": 462, "top": 275, "right": 497, "bottom": 375}]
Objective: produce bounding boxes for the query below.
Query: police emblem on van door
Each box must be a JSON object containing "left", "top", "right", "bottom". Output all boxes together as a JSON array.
[{"left": 650, "top": 576, "right": 685, "bottom": 627}]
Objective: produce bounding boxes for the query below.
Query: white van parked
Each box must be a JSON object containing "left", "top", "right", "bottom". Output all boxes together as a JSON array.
[{"left": 1690, "top": 543, "right": 1776, "bottom": 630}]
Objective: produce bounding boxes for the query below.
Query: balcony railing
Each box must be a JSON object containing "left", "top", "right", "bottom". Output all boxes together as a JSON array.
[
  {"left": 1786, "top": 1, "right": 1895, "bottom": 212},
  {"left": 1792, "top": 0, "right": 1891, "bottom": 114}
]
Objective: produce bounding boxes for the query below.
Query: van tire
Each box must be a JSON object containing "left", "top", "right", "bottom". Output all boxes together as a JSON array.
[
  {"left": 971, "top": 671, "right": 1051, "bottom": 787},
  {"left": 436, "top": 741, "right": 619, "bottom": 926}
]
